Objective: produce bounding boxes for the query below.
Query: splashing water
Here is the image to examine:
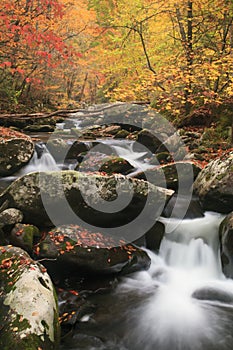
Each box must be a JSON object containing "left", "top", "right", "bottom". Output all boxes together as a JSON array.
[{"left": 117, "top": 212, "right": 233, "bottom": 350}]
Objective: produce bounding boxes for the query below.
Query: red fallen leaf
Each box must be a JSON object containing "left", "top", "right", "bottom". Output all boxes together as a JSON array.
[{"left": 69, "top": 290, "right": 79, "bottom": 296}]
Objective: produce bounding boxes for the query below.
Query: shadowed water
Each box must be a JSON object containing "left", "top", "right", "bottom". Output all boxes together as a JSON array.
[{"left": 61, "top": 212, "right": 233, "bottom": 350}]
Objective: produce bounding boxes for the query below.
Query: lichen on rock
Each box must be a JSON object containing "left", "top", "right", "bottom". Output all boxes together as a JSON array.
[{"left": 0, "top": 246, "right": 60, "bottom": 349}]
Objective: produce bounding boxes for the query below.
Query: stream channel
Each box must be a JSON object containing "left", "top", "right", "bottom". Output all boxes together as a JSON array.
[{"left": 1, "top": 116, "right": 233, "bottom": 350}]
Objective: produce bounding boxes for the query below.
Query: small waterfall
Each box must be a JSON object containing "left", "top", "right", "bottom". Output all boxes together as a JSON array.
[
  {"left": 17, "top": 144, "right": 59, "bottom": 174},
  {"left": 117, "top": 212, "right": 233, "bottom": 350},
  {"left": 97, "top": 139, "right": 154, "bottom": 174}
]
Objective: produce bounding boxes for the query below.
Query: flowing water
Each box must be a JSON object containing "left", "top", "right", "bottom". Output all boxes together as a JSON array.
[
  {"left": 61, "top": 212, "right": 233, "bottom": 350},
  {"left": 1, "top": 126, "right": 233, "bottom": 349},
  {"left": 89, "top": 139, "right": 155, "bottom": 175},
  {"left": 0, "top": 144, "right": 59, "bottom": 191}
]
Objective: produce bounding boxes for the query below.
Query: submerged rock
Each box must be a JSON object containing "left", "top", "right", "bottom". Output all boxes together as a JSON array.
[
  {"left": 0, "top": 171, "right": 173, "bottom": 228},
  {"left": 219, "top": 212, "right": 233, "bottom": 278},
  {"left": 0, "top": 127, "right": 34, "bottom": 176},
  {"left": 0, "top": 246, "right": 60, "bottom": 349},
  {"left": 193, "top": 152, "right": 233, "bottom": 213},
  {"left": 37, "top": 224, "right": 151, "bottom": 275}
]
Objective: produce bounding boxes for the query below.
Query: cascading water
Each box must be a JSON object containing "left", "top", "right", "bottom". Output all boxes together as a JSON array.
[
  {"left": 116, "top": 212, "right": 233, "bottom": 350},
  {"left": 0, "top": 144, "right": 59, "bottom": 191},
  {"left": 95, "top": 139, "right": 155, "bottom": 175},
  {"left": 16, "top": 144, "right": 59, "bottom": 175}
]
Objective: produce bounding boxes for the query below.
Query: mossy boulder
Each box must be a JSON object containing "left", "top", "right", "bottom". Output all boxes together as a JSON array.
[
  {"left": 37, "top": 224, "right": 151, "bottom": 276},
  {"left": 135, "top": 129, "right": 164, "bottom": 153},
  {"left": 0, "top": 127, "right": 34, "bottom": 176},
  {"left": 77, "top": 154, "right": 133, "bottom": 175},
  {"left": 99, "top": 157, "right": 133, "bottom": 175},
  {"left": 0, "top": 171, "right": 173, "bottom": 228},
  {"left": 133, "top": 161, "right": 201, "bottom": 191},
  {"left": 10, "top": 223, "right": 40, "bottom": 253},
  {"left": 219, "top": 213, "right": 233, "bottom": 278},
  {"left": 0, "top": 246, "right": 60, "bottom": 350},
  {"left": 193, "top": 152, "right": 233, "bottom": 213},
  {"left": 24, "top": 125, "right": 55, "bottom": 132}
]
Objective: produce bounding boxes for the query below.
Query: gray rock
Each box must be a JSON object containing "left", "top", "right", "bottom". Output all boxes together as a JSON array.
[
  {"left": 0, "top": 246, "right": 60, "bottom": 349},
  {"left": 0, "top": 171, "right": 173, "bottom": 229},
  {"left": 219, "top": 212, "right": 233, "bottom": 278},
  {"left": 0, "top": 208, "right": 23, "bottom": 226},
  {"left": 0, "top": 128, "right": 34, "bottom": 176},
  {"left": 37, "top": 224, "right": 151, "bottom": 275},
  {"left": 133, "top": 161, "right": 201, "bottom": 191},
  {"left": 193, "top": 153, "right": 233, "bottom": 213}
]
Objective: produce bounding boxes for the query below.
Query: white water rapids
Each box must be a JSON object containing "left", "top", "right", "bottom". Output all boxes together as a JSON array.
[{"left": 115, "top": 212, "right": 233, "bottom": 350}]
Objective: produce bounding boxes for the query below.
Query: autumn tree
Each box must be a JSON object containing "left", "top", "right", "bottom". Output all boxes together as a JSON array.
[{"left": 0, "top": 0, "right": 74, "bottom": 109}]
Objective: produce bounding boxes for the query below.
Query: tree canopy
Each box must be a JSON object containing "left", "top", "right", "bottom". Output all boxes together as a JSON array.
[{"left": 0, "top": 0, "right": 232, "bottom": 120}]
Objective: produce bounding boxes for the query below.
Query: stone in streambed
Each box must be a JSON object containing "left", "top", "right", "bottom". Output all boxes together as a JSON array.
[
  {"left": 10, "top": 223, "right": 40, "bottom": 253},
  {"left": 133, "top": 161, "right": 201, "bottom": 191},
  {"left": 0, "top": 208, "right": 23, "bottom": 227},
  {"left": 193, "top": 152, "right": 233, "bottom": 213},
  {"left": 0, "top": 246, "right": 60, "bottom": 349},
  {"left": 0, "top": 171, "right": 173, "bottom": 228},
  {"left": 37, "top": 224, "right": 151, "bottom": 276},
  {"left": 219, "top": 212, "right": 233, "bottom": 278},
  {"left": 0, "top": 127, "right": 34, "bottom": 176}
]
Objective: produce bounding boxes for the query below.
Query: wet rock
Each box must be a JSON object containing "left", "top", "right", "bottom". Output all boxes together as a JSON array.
[
  {"left": 24, "top": 124, "right": 55, "bottom": 132},
  {"left": 163, "top": 194, "right": 204, "bottom": 219},
  {"left": 0, "top": 171, "right": 173, "bottom": 228},
  {"left": 46, "top": 138, "right": 89, "bottom": 161},
  {"left": 37, "top": 225, "right": 151, "bottom": 275},
  {"left": 133, "top": 161, "right": 201, "bottom": 191},
  {"left": 145, "top": 221, "right": 165, "bottom": 251},
  {"left": 0, "top": 127, "right": 34, "bottom": 176},
  {"left": 219, "top": 212, "right": 233, "bottom": 278},
  {"left": 46, "top": 138, "right": 69, "bottom": 161},
  {"left": 10, "top": 223, "right": 40, "bottom": 253},
  {"left": 78, "top": 154, "right": 133, "bottom": 175},
  {"left": 192, "top": 287, "right": 233, "bottom": 304},
  {"left": 114, "top": 129, "right": 130, "bottom": 139},
  {"left": 193, "top": 152, "right": 233, "bottom": 213},
  {"left": 0, "top": 246, "right": 60, "bottom": 349},
  {"left": 135, "top": 129, "right": 164, "bottom": 153},
  {"left": 0, "top": 208, "right": 23, "bottom": 227},
  {"left": 150, "top": 152, "right": 172, "bottom": 165}
]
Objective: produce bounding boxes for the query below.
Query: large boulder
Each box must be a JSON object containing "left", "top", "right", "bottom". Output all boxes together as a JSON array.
[
  {"left": 77, "top": 153, "right": 134, "bottom": 175},
  {"left": 133, "top": 161, "right": 201, "bottom": 191},
  {"left": 193, "top": 153, "right": 233, "bottom": 213},
  {"left": 36, "top": 224, "right": 151, "bottom": 276},
  {"left": 0, "top": 246, "right": 60, "bottom": 349},
  {"left": 0, "top": 127, "right": 34, "bottom": 176},
  {"left": 0, "top": 171, "right": 173, "bottom": 230},
  {"left": 219, "top": 212, "right": 233, "bottom": 278}
]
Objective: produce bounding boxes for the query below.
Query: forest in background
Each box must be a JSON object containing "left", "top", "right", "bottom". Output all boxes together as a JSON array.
[{"left": 0, "top": 0, "right": 233, "bottom": 128}]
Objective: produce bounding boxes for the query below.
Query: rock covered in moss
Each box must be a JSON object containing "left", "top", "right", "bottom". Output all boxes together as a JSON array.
[
  {"left": 0, "top": 171, "right": 173, "bottom": 227},
  {"left": 10, "top": 224, "right": 40, "bottom": 252},
  {"left": 0, "top": 246, "right": 60, "bottom": 349},
  {"left": 193, "top": 152, "right": 233, "bottom": 213},
  {"left": 37, "top": 225, "right": 151, "bottom": 275},
  {"left": 0, "top": 127, "right": 34, "bottom": 176},
  {"left": 0, "top": 208, "right": 23, "bottom": 227},
  {"left": 77, "top": 153, "right": 133, "bottom": 175}
]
